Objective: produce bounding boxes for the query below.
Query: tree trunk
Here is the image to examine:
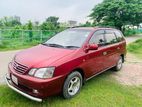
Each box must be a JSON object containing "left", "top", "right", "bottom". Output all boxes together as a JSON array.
[{"left": 117, "top": 25, "right": 123, "bottom": 31}]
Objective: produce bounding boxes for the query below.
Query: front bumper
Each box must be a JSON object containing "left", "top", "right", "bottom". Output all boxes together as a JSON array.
[
  {"left": 5, "top": 74, "right": 42, "bottom": 102},
  {"left": 6, "top": 62, "right": 66, "bottom": 101}
]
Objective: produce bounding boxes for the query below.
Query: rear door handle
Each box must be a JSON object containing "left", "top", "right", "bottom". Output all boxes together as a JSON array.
[
  {"left": 103, "top": 51, "right": 107, "bottom": 55},
  {"left": 117, "top": 47, "right": 120, "bottom": 50}
]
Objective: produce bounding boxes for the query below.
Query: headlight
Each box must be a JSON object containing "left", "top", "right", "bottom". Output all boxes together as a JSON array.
[{"left": 28, "top": 67, "right": 55, "bottom": 79}]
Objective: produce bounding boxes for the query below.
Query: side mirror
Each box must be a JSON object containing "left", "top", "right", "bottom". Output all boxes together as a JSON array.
[{"left": 84, "top": 44, "right": 98, "bottom": 53}]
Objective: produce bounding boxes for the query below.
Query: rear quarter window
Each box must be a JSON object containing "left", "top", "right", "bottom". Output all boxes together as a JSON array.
[{"left": 114, "top": 30, "right": 124, "bottom": 42}]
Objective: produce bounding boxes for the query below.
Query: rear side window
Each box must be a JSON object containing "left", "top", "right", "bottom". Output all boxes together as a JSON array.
[
  {"left": 114, "top": 30, "right": 124, "bottom": 42},
  {"left": 89, "top": 30, "right": 105, "bottom": 45},
  {"left": 105, "top": 30, "right": 117, "bottom": 44}
]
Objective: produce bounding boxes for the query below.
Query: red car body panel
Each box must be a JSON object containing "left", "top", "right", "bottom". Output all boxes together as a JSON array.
[
  {"left": 7, "top": 27, "right": 126, "bottom": 100},
  {"left": 15, "top": 45, "right": 76, "bottom": 68}
]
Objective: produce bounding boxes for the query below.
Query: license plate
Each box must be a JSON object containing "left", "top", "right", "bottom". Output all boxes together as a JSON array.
[{"left": 11, "top": 75, "right": 18, "bottom": 85}]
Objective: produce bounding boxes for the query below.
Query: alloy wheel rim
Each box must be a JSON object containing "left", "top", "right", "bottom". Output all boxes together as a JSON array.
[
  {"left": 117, "top": 58, "right": 122, "bottom": 69},
  {"left": 68, "top": 76, "right": 80, "bottom": 96}
]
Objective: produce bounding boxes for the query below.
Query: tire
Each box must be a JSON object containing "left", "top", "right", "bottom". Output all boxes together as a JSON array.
[
  {"left": 63, "top": 71, "right": 83, "bottom": 99},
  {"left": 114, "top": 56, "right": 123, "bottom": 71}
]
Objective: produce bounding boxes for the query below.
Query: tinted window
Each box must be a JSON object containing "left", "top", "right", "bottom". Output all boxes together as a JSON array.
[
  {"left": 114, "top": 30, "right": 124, "bottom": 42},
  {"left": 89, "top": 30, "right": 105, "bottom": 45},
  {"left": 105, "top": 30, "right": 117, "bottom": 44}
]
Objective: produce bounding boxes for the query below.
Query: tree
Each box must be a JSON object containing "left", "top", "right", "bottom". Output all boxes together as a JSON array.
[
  {"left": 40, "top": 16, "right": 60, "bottom": 31},
  {"left": 46, "top": 16, "right": 59, "bottom": 28},
  {"left": 27, "top": 21, "right": 33, "bottom": 42},
  {"left": 89, "top": 0, "right": 142, "bottom": 31},
  {"left": 1, "top": 16, "right": 21, "bottom": 27},
  {"left": 11, "top": 25, "right": 22, "bottom": 37},
  {"left": 0, "top": 20, "right": 3, "bottom": 27},
  {"left": 82, "top": 21, "right": 92, "bottom": 27},
  {"left": 34, "top": 21, "right": 39, "bottom": 30},
  {"left": 40, "top": 22, "right": 55, "bottom": 30},
  {"left": 11, "top": 19, "right": 21, "bottom": 26}
]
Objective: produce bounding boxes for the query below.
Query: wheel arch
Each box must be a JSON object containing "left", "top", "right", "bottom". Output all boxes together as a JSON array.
[
  {"left": 120, "top": 54, "right": 125, "bottom": 63},
  {"left": 73, "top": 68, "right": 85, "bottom": 80},
  {"left": 65, "top": 68, "right": 85, "bottom": 84}
]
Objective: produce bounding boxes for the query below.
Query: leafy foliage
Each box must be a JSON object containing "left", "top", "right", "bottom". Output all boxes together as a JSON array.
[
  {"left": 89, "top": 0, "right": 142, "bottom": 31},
  {"left": 0, "top": 16, "right": 21, "bottom": 27},
  {"left": 124, "top": 29, "right": 142, "bottom": 36},
  {"left": 27, "top": 21, "right": 33, "bottom": 42},
  {"left": 82, "top": 21, "right": 92, "bottom": 27},
  {"left": 41, "top": 16, "right": 60, "bottom": 31}
]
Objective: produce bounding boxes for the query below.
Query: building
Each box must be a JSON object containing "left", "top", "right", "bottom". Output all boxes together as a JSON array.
[
  {"left": 67, "top": 20, "right": 77, "bottom": 27},
  {"left": 13, "top": 16, "right": 20, "bottom": 22}
]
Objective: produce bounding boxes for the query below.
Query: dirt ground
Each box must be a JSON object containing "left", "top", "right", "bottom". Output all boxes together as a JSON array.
[
  {"left": 112, "top": 53, "right": 142, "bottom": 86},
  {"left": 114, "top": 34, "right": 142, "bottom": 86}
]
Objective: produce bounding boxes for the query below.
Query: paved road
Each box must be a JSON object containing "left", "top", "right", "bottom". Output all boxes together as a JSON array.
[
  {"left": 0, "top": 50, "right": 22, "bottom": 84},
  {"left": 0, "top": 35, "right": 142, "bottom": 84},
  {"left": 125, "top": 34, "right": 142, "bottom": 44}
]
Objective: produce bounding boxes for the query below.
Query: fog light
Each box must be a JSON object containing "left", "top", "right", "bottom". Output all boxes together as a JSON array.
[{"left": 33, "top": 89, "right": 39, "bottom": 94}]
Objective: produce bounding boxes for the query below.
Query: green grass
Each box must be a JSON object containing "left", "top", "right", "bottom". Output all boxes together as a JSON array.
[
  {"left": 1, "top": 71, "right": 142, "bottom": 107},
  {"left": 0, "top": 30, "right": 56, "bottom": 51},
  {"left": 0, "top": 37, "right": 51, "bottom": 51},
  {"left": 0, "top": 41, "right": 39, "bottom": 51},
  {"left": 127, "top": 38, "right": 142, "bottom": 58}
]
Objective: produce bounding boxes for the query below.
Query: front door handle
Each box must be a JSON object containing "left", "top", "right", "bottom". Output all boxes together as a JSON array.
[
  {"left": 103, "top": 51, "right": 107, "bottom": 55},
  {"left": 117, "top": 47, "right": 120, "bottom": 50}
]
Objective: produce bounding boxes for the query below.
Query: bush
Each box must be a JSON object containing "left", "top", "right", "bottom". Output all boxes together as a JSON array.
[
  {"left": 124, "top": 29, "right": 142, "bottom": 36},
  {"left": 124, "top": 30, "right": 136, "bottom": 36}
]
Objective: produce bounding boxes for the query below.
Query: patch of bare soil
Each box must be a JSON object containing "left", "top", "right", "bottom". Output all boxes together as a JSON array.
[{"left": 112, "top": 53, "right": 142, "bottom": 86}]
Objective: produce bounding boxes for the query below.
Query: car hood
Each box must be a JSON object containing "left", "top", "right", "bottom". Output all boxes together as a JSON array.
[{"left": 15, "top": 45, "right": 76, "bottom": 68}]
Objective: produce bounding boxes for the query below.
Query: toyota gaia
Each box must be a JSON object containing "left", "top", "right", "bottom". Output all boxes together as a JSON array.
[{"left": 5, "top": 27, "right": 126, "bottom": 102}]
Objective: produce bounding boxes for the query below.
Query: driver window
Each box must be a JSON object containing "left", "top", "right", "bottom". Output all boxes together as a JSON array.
[{"left": 89, "top": 30, "right": 105, "bottom": 45}]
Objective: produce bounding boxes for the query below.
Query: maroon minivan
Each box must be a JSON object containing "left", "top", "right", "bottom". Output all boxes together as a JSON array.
[{"left": 5, "top": 27, "right": 126, "bottom": 102}]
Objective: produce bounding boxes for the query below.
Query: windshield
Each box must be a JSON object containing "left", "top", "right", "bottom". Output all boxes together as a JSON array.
[{"left": 44, "top": 29, "right": 91, "bottom": 48}]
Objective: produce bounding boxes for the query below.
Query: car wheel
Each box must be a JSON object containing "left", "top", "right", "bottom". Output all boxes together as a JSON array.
[
  {"left": 114, "top": 56, "right": 123, "bottom": 71},
  {"left": 63, "top": 71, "right": 83, "bottom": 99}
]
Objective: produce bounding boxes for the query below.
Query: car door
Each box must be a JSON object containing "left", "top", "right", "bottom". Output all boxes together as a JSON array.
[
  {"left": 84, "top": 30, "right": 109, "bottom": 77},
  {"left": 103, "top": 29, "right": 120, "bottom": 68}
]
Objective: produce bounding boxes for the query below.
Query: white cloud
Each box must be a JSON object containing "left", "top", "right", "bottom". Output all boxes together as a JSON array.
[{"left": 0, "top": 0, "right": 103, "bottom": 23}]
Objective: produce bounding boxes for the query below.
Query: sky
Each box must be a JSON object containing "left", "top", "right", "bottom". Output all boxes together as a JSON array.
[{"left": 0, "top": 0, "right": 103, "bottom": 23}]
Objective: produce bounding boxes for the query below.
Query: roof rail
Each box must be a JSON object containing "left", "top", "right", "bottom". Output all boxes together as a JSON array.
[
  {"left": 66, "top": 25, "right": 118, "bottom": 29},
  {"left": 95, "top": 26, "right": 117, "bottom": 29},
  {"left": 67, "top": 26, "right": 84, "bottom": 29}
]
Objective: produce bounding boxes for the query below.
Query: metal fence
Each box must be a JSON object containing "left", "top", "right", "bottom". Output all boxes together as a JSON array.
[{"left": 0, "top": 29, "right": 57, "bottom": 48}]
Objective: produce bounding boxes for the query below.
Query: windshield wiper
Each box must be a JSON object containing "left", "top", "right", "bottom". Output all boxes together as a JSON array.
[
  {"left": 42, "top": 43, "right": 79, "bottom": 49},
  {"left": 65, "top": 46, "right": 80, "bottom": 49},
  {"left": 41, "top": 43, "right": 49, "bottom": 46},
  {"left": 42, "top": 43, "right": 65, "bottom": 48}
]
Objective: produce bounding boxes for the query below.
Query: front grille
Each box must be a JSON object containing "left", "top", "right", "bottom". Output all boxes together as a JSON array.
[{"left": 12, "top": 60, "right": 29, "bottom": 74}]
